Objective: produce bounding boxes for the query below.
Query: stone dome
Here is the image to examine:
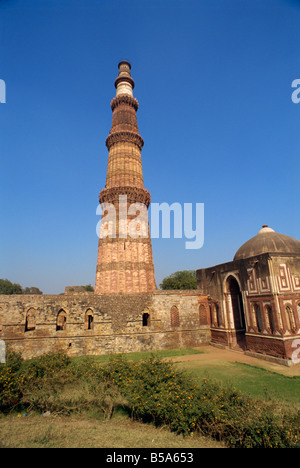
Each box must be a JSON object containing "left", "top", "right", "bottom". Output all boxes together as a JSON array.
[{"left": 234, "top": 225, "right": 300, "bottom": 261}]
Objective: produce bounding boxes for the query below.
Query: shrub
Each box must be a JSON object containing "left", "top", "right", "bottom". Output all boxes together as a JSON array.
[
  {"left": 21, "top": 352, "right": 71, "bottom": 379},
  {"left": 0, "top": 349, "right": 25, "bottom": 409},
  {"left": 0, "top": 364, "right": 22, "bottom": 409},
  {"left": 0, "top": 351, "right": 125, "bottom": 418},
  {"left": 5, "top": 348, "right": 24, "bottom": 373},
  {"left": 98, "top": 355, "right": 300, "bottom": 448},
  {"left": 0, "top": 351, "right": 299, "bottom": 448}
]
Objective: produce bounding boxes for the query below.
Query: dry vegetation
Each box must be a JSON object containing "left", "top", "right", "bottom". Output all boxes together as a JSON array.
[
  {"left": 0, "top": 348, "right": 299, "bottom": 448},
  {"left": 0, "top": 413, "right": 223, "bottom": 448}
]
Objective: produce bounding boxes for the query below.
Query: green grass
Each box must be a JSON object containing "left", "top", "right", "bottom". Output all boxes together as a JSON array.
[
  {"left": 175, "top": 360, "right": 300, "bottom": 408},
  {"left": 73, "top": 347, "right": 203, "bottom": 364},
  {"left": 73, "top": 348, "right": 299, "bottom": 408}
]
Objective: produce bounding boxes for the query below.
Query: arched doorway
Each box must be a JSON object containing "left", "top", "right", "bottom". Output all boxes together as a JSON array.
[
  {"left": 25, "top": 308, "right": 36, "bottom": 332},
  {"left": 225, "top": 276, "right": 246, "bottom": 348},
  {"left": 56, "top": 309, "right": 67, "bottom": 331},
  {"left": 85, "top": 309, "right": 94, "bottom": 330}
]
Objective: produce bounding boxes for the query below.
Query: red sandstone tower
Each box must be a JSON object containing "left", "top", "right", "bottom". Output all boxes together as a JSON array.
[{"left": 95, "top": 61, "right": 156, "bottom": 294}]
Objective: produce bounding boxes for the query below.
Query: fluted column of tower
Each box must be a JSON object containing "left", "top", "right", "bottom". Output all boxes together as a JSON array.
[{"left": 95, "top": 61, "right": 156, "bottom": 294}]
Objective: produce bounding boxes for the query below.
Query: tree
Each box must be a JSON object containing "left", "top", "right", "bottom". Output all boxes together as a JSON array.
[
  {"left": 159, "top": 270, "right": 197, "bottom": 290},
  {"left": 0, "top": 279, "right": 23, "bottom": 295},
  {"left": 0, "top": 279, "right": 43, "bottom": 295},
  {"left": 23, "top": 287, "right": 43, "bottom": 295}
]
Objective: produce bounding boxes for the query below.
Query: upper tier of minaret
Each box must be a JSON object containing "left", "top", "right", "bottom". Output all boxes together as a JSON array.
[
  {"left": 104, "top": 61, "right": 145, "bottom": 190},
  {"left": 115, "top": 60, "right": 135, "bottom": 96}
]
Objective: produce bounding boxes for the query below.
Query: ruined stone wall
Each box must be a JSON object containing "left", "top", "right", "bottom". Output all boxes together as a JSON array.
[{"left": 0, "top": 291, "right": 210, "bottom": 359}]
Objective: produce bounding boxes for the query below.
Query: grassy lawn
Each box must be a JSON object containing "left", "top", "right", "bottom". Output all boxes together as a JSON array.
[
  {"left": 73, "top": 347, "right": 204, "bottom": 363},
  {"left": 174, "top": 359, "right": 300, "bottom": 409}
]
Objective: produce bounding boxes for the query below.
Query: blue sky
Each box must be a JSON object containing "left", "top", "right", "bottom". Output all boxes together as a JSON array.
[{"left": 0, "top": 0, "right": 299, "bottom": 294}]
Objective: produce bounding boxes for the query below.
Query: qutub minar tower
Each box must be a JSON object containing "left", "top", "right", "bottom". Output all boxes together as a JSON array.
[
  {"left": 95, "top": 61, "right": 156, "bottom": 294},
  {"left": 1, "top": 61, "right": 299, "bottom": 365}
]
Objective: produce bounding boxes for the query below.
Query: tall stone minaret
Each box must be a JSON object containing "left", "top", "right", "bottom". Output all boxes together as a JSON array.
[{"left": 95, "top": 61, "right": 156, "bottom": 294}]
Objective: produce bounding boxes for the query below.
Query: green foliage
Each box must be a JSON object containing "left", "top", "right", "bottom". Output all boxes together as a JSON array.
[
  {"left": 0, "top": 349, "right": 24, "bottom": 408},
  {"left": 0, "top": 351, "right": 299, "bottom": 448},
  {"left": 23, "top": 287, "right": 43, "bottom": 295},
  {"left": 83, "top": 284, "right": 94, "bottom": 292},
  {"left": 21, "top": 352, "right": 71, "bottom": 379},
  {"left": 6, "top": 348, "right": 24, "bottom": 373},
  {"left": 0, "top": 279, "right": 43, "bottom": 295},
  {"left": 0, "top": 365, "right": 21, "bottom": 408},
  {"left": 100, "top": 356, "right": 299, "bottom": 448},
  {"left": 159, "top": 270, "right": 197, "bottom": 290},
  {"left": 0, "top": 352, "right": 125, "bottom": 419},
  {"left": 0, "top": 279, "right": 22, "bottom": 295}
]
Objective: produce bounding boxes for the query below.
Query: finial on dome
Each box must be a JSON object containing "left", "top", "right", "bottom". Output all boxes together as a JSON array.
[{"left": 258, "top": 225, "right": 275, "bottom": 234}]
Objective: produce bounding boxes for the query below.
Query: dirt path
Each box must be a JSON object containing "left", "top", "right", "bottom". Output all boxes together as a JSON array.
[{"left": 169, "top": 345, "right": 300, "bottom": 377}]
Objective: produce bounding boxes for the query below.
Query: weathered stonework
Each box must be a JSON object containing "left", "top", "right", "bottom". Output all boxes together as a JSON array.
[
  {"left": 0, "top": 291, "right": 210, "bottom": 359},
  {"left": 95, "top": 61, "right": 156, "bottom": 295}
]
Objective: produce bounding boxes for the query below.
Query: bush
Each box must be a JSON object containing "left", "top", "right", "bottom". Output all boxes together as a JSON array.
[
  {"left": 0, "top": 351, "right": 126, "bottom": 418},
  {"left": 0, "top": 364, "right": 22, "bottom": 409},
  {"left": 21, "top": 351, "right": 71, "bottom": 379},
  {"left": 99, "top": 355, "right": 300, "bottom": 448},
  {"left": 0, "top": 349, "right": 24, "bottom": 409},
  {"left": 0, "top": 351, "right": 299, "bottom": 448},
  {"left": 6, "top": 348, "right": 24, "bottom": 373}
]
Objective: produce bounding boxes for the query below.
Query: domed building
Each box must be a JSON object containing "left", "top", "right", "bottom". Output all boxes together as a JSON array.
[
  {"left": 234, "top": 225, "right": 300, "bottom": 261},
  {"left": 197, "top": 225, "right": 300, "bottom": 365}
]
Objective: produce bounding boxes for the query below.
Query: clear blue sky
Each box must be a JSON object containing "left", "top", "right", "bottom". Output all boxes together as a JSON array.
[{"left": 0, "top": 0, "right": 299, "bottom": 294}]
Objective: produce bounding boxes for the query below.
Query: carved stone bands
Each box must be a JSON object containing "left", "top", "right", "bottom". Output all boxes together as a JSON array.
[
  {"left": 97, "top": 262, "right": 155, "bottom": 272},
  {"left": 98, "top": 236, "right": 151, "bottom": 245},
  {"left": 99, "top": 186, "right": 151, "bottom": 207},
  {"left": 111, "top": 95, "right": 139, "bottom": 111},
  {"left": 106, "top": 131, "right": 144, "bottom": 150}
]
